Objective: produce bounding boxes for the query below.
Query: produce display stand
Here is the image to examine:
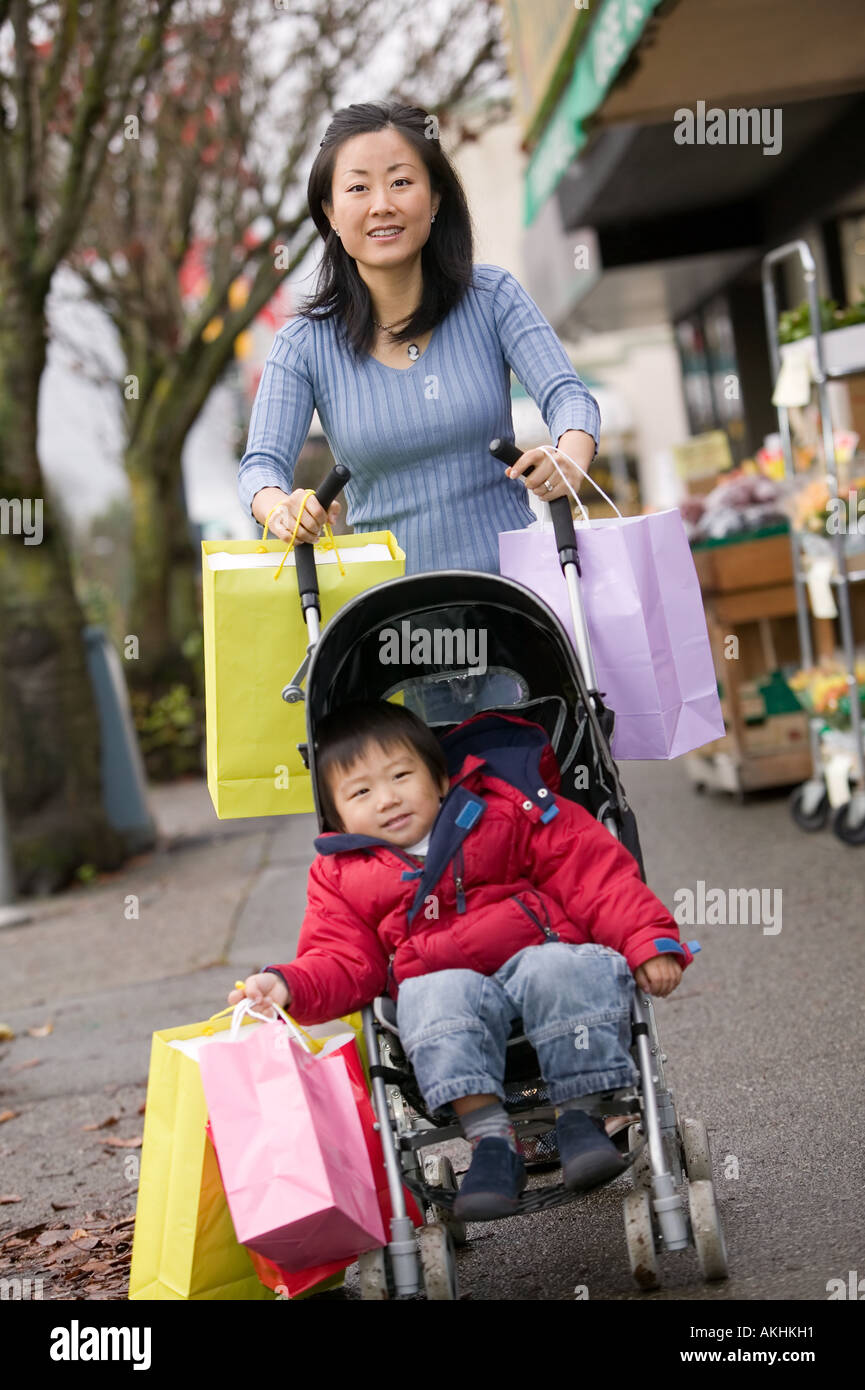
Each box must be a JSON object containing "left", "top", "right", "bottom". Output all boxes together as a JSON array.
[
  {"left": 685, "top": 527, "right": 814, "bottom": 798},
  {"left": 761, "top": 240, "right": 865, "bottom": 843}
]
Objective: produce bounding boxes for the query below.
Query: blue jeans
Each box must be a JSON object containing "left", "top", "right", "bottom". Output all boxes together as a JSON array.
[{"left": 395, "top": 942, "right": 639, "bottom": 1117}]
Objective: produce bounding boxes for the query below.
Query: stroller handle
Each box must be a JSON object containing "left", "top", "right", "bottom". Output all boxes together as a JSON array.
[
  {"left": 489, "top": 439, "right": 579, "bottom": 571},
  {"left": 295, "top": 463, "right": 352, "bottom": 615}
]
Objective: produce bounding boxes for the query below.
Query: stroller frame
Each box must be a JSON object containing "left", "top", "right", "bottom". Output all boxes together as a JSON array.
[
  {"left": 358, "top": 983, "right": 691, "bottom": 1299},
  {"left": 283, "top": 455, "right": 728, "bottom": 1297}
]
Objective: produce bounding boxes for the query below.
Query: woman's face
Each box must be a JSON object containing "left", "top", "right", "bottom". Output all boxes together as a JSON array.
[{"left": 323, "top": 128, "right": 440, "bottom": 276}]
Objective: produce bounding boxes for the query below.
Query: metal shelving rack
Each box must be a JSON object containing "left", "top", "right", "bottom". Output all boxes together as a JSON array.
[{"left": 761, "top": 240, "right": 865, "bottom": 843}]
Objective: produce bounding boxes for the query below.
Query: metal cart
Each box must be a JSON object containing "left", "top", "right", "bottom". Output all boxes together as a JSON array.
[{"left": 762, "top": 240, "right": 865, "bottom": 843}]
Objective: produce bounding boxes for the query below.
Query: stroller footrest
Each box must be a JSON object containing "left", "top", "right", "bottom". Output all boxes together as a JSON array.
[{"left": 404, "top": 1138, "right": 647, "bottom": 1219}]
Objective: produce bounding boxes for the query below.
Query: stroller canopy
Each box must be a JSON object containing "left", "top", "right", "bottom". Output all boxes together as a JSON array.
[{"left": 301, "top": 572, "right": 642, "bottom": 871}]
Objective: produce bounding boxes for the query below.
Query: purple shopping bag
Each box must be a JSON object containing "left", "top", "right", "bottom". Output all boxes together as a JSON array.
[{"left": 499, "top": 511, "right": 723, "bottom": 760}]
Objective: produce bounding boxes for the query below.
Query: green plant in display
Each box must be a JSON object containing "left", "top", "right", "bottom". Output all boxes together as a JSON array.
[{"left": 778, "top": 289, "right": 865, "bottom": 343}]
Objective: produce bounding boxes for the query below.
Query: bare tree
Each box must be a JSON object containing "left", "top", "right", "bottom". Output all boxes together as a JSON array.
[{"left": 0, "top": 0, "right": 177, "bottom": 892}]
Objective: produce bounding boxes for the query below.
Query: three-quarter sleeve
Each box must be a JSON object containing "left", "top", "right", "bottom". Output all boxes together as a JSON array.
[
  {"left": 492, "top": 270, "right": 601, "bottom": 458},
  {"left": 237, "top": 319, "right": 316, "bottom": 519}
]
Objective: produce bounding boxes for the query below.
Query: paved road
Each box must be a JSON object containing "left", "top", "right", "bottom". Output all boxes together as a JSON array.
[{"left": 1, "top": 764, "right": 862, "bottom": 1302}]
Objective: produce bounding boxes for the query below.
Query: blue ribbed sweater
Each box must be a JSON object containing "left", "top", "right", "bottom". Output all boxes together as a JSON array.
[{"left": 237, "top": 263, "right": 600, "bottom": 575}]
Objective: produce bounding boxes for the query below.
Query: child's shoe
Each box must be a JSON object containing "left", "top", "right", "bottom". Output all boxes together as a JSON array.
[
  {"left": 556, "top": 1109, "right": 628, "bottom": 1191},
  {"left": 452, "top": 1137, "right": 527, "bottom": 1221}
]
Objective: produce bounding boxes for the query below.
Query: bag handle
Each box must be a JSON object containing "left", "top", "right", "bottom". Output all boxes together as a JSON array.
[
  {"left": 538, "top": 444, "right": 623, "bottom": 521},
  {"left": 258, "top": 491, "right": 346, "bottom": 581},
  {"left": 202, "top": 998, "right": 315, "bottom": 1051},
  {"left": 227, "top": 996, "right": 314, "bottom": 1049}
]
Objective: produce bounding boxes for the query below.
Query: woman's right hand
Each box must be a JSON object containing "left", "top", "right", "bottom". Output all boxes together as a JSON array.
[
  {"left": 252, "top": 486, "right": 341, "bottom": 546},
  {"left": 228, "top": 971, "right": 291, "bottom": 1017}
]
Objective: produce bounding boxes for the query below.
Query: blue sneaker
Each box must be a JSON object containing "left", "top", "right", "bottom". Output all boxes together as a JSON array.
[
  {"left": 452, "top": 1138, "right": 527, "bottom": 1221},
  {"left": 556, "top": 1109, "right": 628, "bottom": 1191}
]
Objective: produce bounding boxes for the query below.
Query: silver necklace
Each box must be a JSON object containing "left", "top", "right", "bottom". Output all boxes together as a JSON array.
[{"left": 373, "top": 317, "right": 420, "bottom": 360}]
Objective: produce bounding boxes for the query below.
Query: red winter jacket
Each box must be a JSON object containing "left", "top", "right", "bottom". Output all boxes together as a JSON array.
[{"left": 266, "top": 714, "right": 692, "bottom": 1025}]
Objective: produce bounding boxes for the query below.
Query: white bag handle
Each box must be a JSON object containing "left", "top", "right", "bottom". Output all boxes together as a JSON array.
[
  {"left": 538, "top": 444, "right": 623, "bottom": 521},
  {"left": 228, "top": 996, "right": 313, "bottom": 1051}
]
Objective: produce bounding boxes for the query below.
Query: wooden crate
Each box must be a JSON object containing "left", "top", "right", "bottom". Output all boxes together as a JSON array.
[{"left": 692, "top": 533, "right": 793, "bottom": 594}]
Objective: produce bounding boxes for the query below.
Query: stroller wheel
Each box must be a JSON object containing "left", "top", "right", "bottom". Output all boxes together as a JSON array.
[
  {"left": 623, "top": 1188, "right": 660, "bottom": 1290},
  {"left": 681, "top": 1117, "right": 713, "bottom": 1183},
  {"left": 422, "top": 1152, "right": 467, "bottom": 1246},
  {"left": 627, "top": 1123, "right": 651, "bottom": 1190},
  {"left": 418, "top": 1222, "right": 459, "bottom": 1300},
  {"left": 688, "top": 1180, "right": 729, "bottom": 1282},
  {"left": 357, "top": 1246, "right": 392, "bottom": 1300}
]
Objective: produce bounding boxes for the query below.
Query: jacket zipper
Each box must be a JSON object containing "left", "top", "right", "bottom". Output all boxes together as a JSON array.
[
  {"left": 453, "top": 843, "right": 466, "bottom": 915},
  {"left": 511, "top": 893, "right": 560, "bottom": 943}
]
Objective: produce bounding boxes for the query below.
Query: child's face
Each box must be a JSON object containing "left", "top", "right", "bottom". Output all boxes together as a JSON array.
[{"left": 326, "top": 739, "right": 449, "bottom": 847}]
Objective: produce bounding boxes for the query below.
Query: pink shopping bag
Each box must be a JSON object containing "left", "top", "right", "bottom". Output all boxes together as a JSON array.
[
  {"left": 499, "top": 465, "right": 723, "bottom": 759},
  {"left": 198, "top": 1004, "right": 387, "bottom": 1271}
]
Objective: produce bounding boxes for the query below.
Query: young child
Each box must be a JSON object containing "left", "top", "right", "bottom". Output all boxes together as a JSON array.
[{"left": 229, "top": 700, "right": 692, "bottom": 1220}]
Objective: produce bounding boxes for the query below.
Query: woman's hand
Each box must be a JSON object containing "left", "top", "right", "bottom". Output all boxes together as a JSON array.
[
  {"left": 503, "top": 429, "right": 596, "bottom": 504},
  {"left": 252, "top": 486, "right": 341, "bottom": 545},
  {"left": 228, "top": 971, "right": 291, "bottom": 1017},
  {"left": 633, "top": 955, "right": 683, "bottom": 998}
]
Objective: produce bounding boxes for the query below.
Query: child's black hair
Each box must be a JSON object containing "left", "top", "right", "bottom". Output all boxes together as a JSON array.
[{"left": 315, "top": 700, "right": 449, "bottom": 833}]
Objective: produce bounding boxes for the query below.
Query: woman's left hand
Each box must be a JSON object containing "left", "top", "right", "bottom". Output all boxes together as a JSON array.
[{"left": 503, "top": 429, "right": 596, "bottom": 503}]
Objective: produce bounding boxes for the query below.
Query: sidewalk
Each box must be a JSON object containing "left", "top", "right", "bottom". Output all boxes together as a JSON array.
[{"left": 0, "top": 779, "right": 319, "bottom": 1245}]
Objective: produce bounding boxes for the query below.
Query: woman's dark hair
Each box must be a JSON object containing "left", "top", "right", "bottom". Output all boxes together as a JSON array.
[
  {"left": 315, "top": 699, "right": 449, "bottom": 832},
  {"left": 298, "top": 100, "right": 475, "bottom": 357}
]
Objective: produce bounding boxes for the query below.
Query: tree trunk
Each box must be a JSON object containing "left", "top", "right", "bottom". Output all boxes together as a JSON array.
[
  {"left": 126, "top": 443, "right": 200, "bottom": 695},
  {"left": 0, "top": 281, "right": 125, "bottom": 894}
]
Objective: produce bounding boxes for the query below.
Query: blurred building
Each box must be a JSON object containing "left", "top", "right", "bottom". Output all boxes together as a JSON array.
[{"left": 501, "top": 0, "right": 865, "bottom": 496}]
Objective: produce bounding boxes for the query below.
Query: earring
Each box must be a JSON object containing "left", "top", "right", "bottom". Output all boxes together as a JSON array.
[
  {"left": 333, "top": 228, "right": 340, "bottom": 238},
  {"left": 431, "top": 215, "right": 436, "bottom": 223}
]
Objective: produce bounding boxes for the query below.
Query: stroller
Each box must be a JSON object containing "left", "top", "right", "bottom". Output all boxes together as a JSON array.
[{"left": 282, "top": 454, "right": 729, "bottom": 1300}]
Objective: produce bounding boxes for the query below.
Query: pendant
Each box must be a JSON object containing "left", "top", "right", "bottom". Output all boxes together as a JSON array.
[{"left": 407, "top": 343, "right": 419, "bottom": 361}]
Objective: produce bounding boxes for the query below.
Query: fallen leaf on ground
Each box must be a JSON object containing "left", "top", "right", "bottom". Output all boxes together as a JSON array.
[
  {"left": 0, "top": 1110, "right": 19, "bottom": 1124},
  {"left": 50, "top": 1201, "right": 76, "bottom": 1211},
  {"left": 26, "top": 1022, "right": 54, "bottom": 1038},
  {"left": 137, "top": 1102, "right": 146, "bottom": 1114},
  {"left": 101, "top": 1135, "right": 142, "bottom": 1149},
  {"left": 0, "top": 1195, "right": 21, "bottom": 1204},
  {"left": 0, "top": 1024, "right": 15, "bottom": 1041},
  {"left": 81, "top": 1115, "right": 119, "bottom": 1131},
  {"left": 81, "top": 1258, "right": 114, "bottom": 1274},
  {"left": 36, "top": 1229, "right": 72, "bottom": 1246},
  {"left": 10, "top": 1058, "right": 41, "bottom": 1072}
]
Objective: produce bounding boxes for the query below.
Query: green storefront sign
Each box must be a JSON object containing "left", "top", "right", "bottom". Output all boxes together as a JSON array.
[{"left": 524, "top": 0, "right": 664, "bottom": 225}]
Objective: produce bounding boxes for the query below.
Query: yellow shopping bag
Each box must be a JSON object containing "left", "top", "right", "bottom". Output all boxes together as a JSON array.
[
  {"left": 128, "top": 1011, "right": 272, "bottom": 1300},
  {"left": 202, "top": 529, "right": 405, "bottom": 818},
  {"left": 129, "top": 1008, "right": 368, "bottom": 1301}
]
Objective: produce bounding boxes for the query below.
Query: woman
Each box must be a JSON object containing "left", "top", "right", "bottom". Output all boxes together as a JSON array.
[{"left": 238, "top": 99, "right": 600, "bottom": 717}]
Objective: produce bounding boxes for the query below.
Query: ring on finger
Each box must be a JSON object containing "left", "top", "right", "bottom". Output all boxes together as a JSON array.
[{"left": 543, "top": 478, "right": 554, "bottom": 493}]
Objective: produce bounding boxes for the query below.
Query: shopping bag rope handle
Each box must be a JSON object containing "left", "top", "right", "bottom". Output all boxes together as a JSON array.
[
  {"left": 539, "top": 444, "right": 623, "bottom": 522},
  {"left": 258, "top": 492, "right": 345, "bottom": 581},
  {"left": 202, "top": 999, "right": 315, "bottom": 1052}
]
